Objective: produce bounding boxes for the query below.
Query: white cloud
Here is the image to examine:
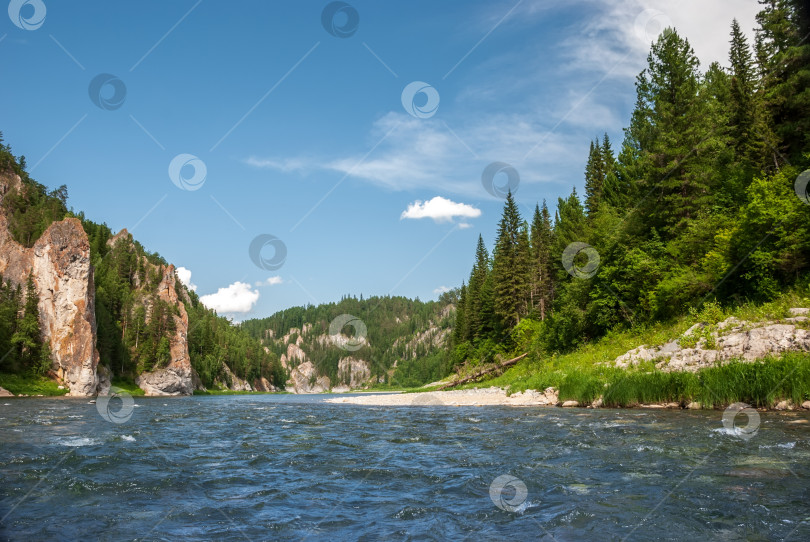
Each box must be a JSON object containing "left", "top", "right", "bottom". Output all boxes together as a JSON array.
[
  {"left": 458, "top": 222, "right": 473, "bottom": 230},
  {"left": 241, "top": 0, "right": 761, "bottom": 204},
  {"left": 175, "top": 267, "right": 196, "bottom": 292},
  {"left": 245, "top": 156, "right": 312, "bottom": 173},
  {"left": 555, "top": 0, "right": 761, "bottom": 77},
  {"left": 433, "top": 286, "right": 451, "bottom": 294},
  {"left": 200, "top": 282, "right": 260, "bottom": 314},
  {"left": 255, "top": 276, "right": 283, "bottom": 287},
  {"left": 401, "top": 196, "right": 481, "bottom": 223}
]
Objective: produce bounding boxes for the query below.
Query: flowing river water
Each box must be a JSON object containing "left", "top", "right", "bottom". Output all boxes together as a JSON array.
[{"left": 1, "top": 395, "right": 809, "bottom": 541}]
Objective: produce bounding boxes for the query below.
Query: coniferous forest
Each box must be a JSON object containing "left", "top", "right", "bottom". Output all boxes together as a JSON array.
[{"left": 451, "top": 3, "right": 810, "bottom": 370}]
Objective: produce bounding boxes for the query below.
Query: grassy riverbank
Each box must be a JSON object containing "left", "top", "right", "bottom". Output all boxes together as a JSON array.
[
  {"left": 449, "top": 292, "right": 810, "bottom": 408},
  {"left": 0, "top": 373, "right": 69, "bottom": 396}
]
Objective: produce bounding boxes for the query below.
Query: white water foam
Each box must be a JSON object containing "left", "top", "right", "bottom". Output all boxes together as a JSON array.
[{"left": 57, "top": 437, "right": 98, "bottom": 447}]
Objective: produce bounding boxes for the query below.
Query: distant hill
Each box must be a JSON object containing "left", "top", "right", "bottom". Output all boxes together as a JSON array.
[{"left": 241, "top": 294, "right": 456, "bottom": 390}]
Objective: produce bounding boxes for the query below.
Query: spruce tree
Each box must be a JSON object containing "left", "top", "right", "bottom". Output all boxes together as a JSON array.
[
  {"left": 585, "top": 138, "right": 605, "bottom": 216},
  {"left": 492, "top": 191, "right": 529, "bottom": 332},
  {"left": 530, "top": 202, "right": 555, "bottom": 320},
  {"left": 466, "top": 235, "right": 491, "bottom": 341}
]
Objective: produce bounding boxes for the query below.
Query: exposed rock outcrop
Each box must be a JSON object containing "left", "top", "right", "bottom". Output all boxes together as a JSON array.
[
  {"left": 0, "top": 173, "right": 101, "bottom": 396},
  {"left": 614, "top": 312, "right": 810, "bottom": 372},
  {"left": 214, "top": 362, "right": 253, "bottom": 392},
  {"left": 252, "top": 377, "right": 277, "bottom": 392},
  {"left": 0, "top": 386, "right": 13, "bottom": 397},
  {"left": 286, "top": 361, "right": 331, "bottom": 393},
  {"left": 337, "top": 356, "right": 371, "bottom": 389},
  {"left": 134, "top": 264, "right": 196, "bottom": 396}
]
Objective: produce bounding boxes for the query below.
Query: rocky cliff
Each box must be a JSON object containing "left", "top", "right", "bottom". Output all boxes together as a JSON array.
[
  {"left": 134, "top": 261, "right": 196, "bottom": 396},
  {"left": 0, "top": 173, "right": 101, "bottom": 396}
]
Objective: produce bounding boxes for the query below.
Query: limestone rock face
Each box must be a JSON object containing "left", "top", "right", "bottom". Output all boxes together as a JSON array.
[
  {"left": 0, "top": 173, "right": 101, "bottom": 396},
  {"left": 135, "top": 265, "right": 195, "bottom": 396},
  {"left": 215, "top": 362, "right": 253, "bottom": 391},
  {"left": 614, "top": 313, "right": 810, "bottom": 372},
  {"left": 252, "top": 377, "right": 277, "bottom": 392},
  {"left": 286, "top": 361, "right": 331, "bottom": 393},
  {"left": 337, "top": 356, "right": 371, "bottom": 389}
]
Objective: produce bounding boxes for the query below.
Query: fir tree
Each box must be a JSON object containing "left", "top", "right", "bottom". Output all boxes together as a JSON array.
[{"left": 492, "top": 191, "right": 530, "bottom": 332}]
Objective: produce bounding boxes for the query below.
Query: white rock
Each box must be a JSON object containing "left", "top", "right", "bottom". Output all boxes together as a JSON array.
[
  {"left": 687, "top": 402, "right": 702, "bottom": 410},
  {"left": 802, "top": 401, "right": 810, "bottom": 410},
  {"left": 561, "top": 400, "right": 579, "bottom": 408},
  {"left": 789, "top": 308, "right": 809, "bottom": 316}
]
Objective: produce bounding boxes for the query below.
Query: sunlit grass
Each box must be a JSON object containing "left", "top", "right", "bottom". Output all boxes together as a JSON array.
[
  {"left": 0, "top": 372, "right": 69, "bottom": 396},
  {"left": 471, "top": 290, "right": 810, "bottom": 407}
]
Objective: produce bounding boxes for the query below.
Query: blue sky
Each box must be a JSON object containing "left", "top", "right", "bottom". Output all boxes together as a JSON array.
[{"left": 0, "top": 0, "right": 761, "bottom": 320}]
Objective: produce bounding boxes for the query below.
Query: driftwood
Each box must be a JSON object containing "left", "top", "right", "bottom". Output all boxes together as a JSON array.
[{"left": 438, "top": 353, "right": 528, "bottom": 390}]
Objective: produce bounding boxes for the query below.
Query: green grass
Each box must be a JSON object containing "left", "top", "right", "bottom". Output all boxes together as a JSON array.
[
  {"left": 468, "top": 290, "right": 810, "bottom": 408},
  {"left": 0, "top": 372, "right": 69, "bottom": 396},
  {"left": 110, "top": 378, "right": 145, "bottom": 396}
]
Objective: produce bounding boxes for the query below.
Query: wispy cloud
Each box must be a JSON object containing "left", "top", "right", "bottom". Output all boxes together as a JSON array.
[{"left": 401, "top": 196, "right": 481, "bottom": 223}]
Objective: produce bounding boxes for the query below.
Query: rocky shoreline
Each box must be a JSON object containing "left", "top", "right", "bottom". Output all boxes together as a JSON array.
[{"left": 325, "top": 386, "right": 810, "bottom": 411}]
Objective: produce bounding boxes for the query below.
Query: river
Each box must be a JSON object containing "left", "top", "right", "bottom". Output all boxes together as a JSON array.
[{"left": 1, "top": 395, "right": 808, "bottom": 540}]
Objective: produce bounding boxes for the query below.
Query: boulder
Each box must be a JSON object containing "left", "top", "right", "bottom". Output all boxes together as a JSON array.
[
  {"left": 614, "top": 315, "right": 810, "bottom": 373},
  {"left": 802, "top": 401, "right": 810, "bottom": 410},
  {"left": 0, "top": 386, "right": 13, "bottom": 397},
  {"left": 687, "top": 402, "right": 702, "bottom": 410},
  {"left": 561, "top": 400, "right": 579, "bottom": 408}
]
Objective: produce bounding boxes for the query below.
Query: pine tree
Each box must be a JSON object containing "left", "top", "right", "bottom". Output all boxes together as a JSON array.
[
  {"left": 464, "top": 236, "right": 492, "bottom": 342},
  {"left": 12, "top": 276, "right": 49, "bottom": 374},
  {"left": 452, "top": 282, "right": 467, "bottom": 345},
  {"left": 530, "top": 202, "right": 555, "bottom": 320},
  {"left": 729, "top": 18, "right": 759, "bottom": 163},
  {"left": 585, "top": 138, "right": 606, "bottom": 216},
  {"left": 492, "top": 192, "right": 530, "bottom": 332},
  {"left": 628, "top": 28, "right": 711, "bottom": 237},
  {"left": 755, "top": 0, "right": 810, "bottom": 164}
]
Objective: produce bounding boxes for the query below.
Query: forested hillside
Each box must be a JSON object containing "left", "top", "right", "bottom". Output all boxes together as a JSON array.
[
  {"left": 242, "top": 294, "right": 455, "bottom": 388},
  {"left": 452, "top": 1, "right": 810, "bottom": 366},
  {"left": 0, "top": 137, "right": 283, "bottom": 391}
]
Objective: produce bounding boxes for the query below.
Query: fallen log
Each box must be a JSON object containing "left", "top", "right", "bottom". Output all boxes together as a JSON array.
[{"left": 438, "top": 353, "right": 528, "bottom": 390}]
